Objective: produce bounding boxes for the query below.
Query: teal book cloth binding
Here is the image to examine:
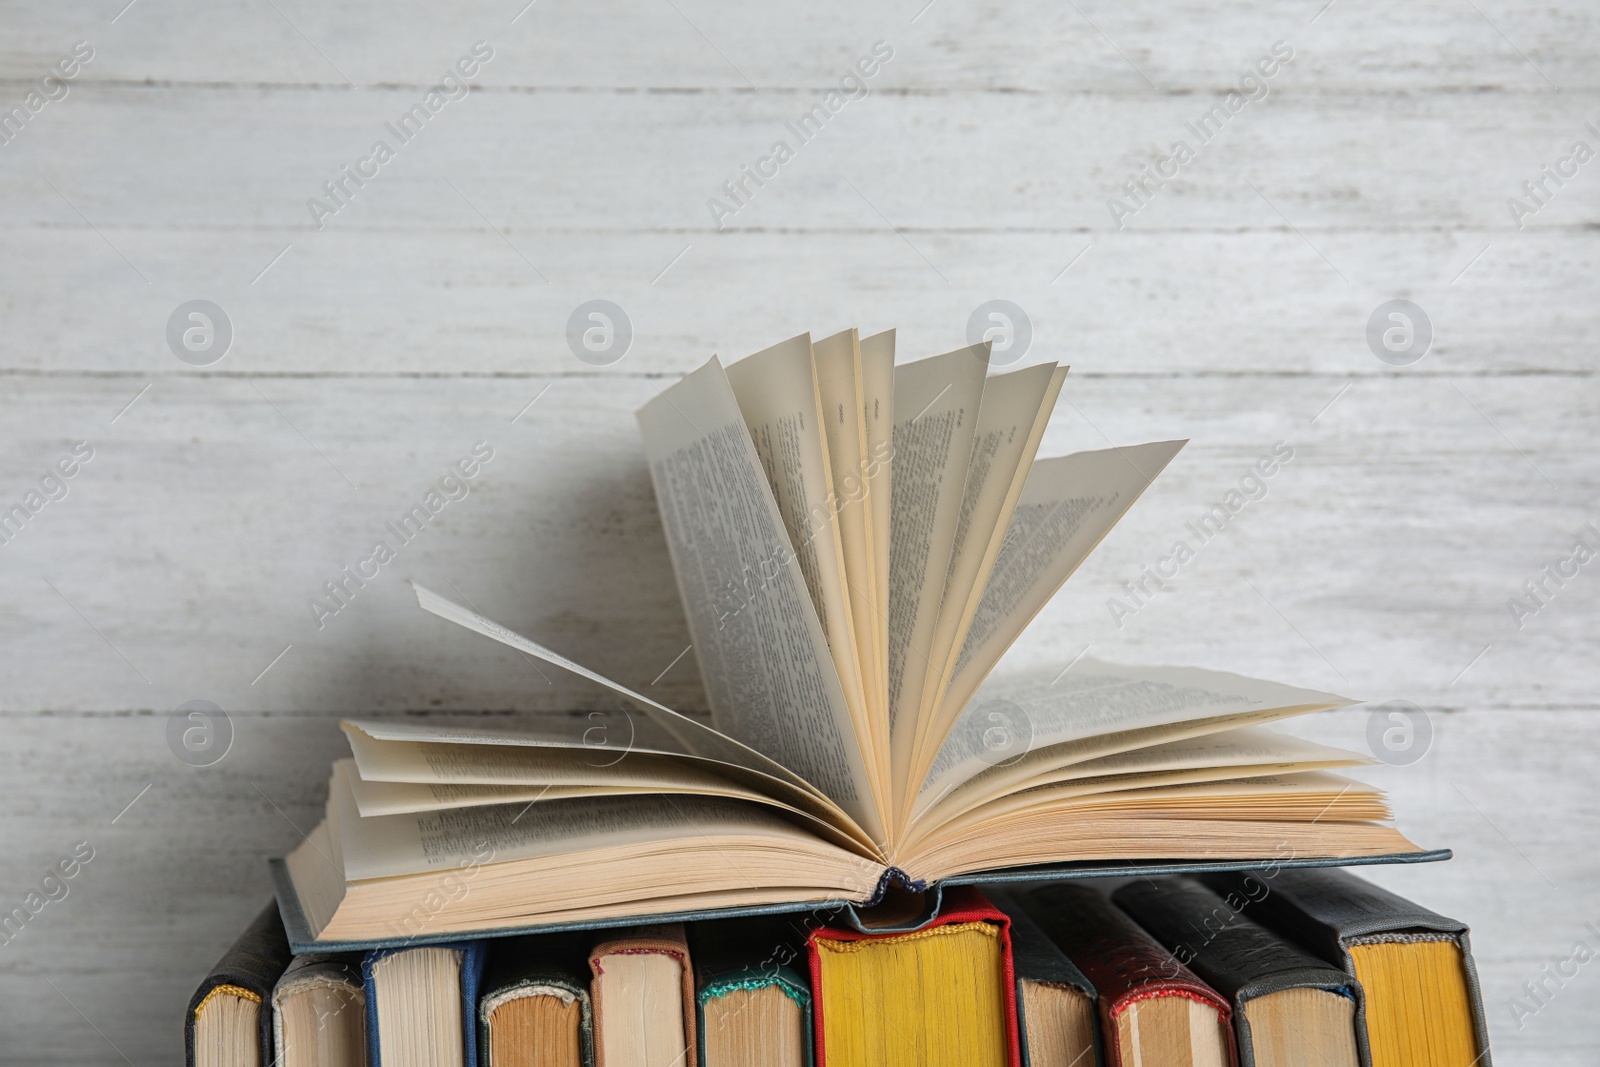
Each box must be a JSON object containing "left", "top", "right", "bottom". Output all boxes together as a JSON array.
[
  {"left": 476, "top": 932, "right": 595, "bottom": 1067},
  {"left": 988, "top": 888, "right": 1102, "bottom": 1067},
  {"left": 689, "top": 914, "right": 815, "bottom": 1067}
]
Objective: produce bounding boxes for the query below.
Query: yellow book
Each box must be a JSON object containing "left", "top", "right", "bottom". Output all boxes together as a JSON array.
[
  {"left": 1203, "top": 868, "right": 1489, "bottom": 1067},
  {"left": 1348, "top": 938, "right": 1478, "bottom": 1067},
  {"left": 808, "top": 887, "right": 1016, "bottom": 1067}
]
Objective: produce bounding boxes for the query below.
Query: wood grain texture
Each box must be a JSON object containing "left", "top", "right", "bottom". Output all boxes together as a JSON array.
[{"left": 0, "top": 0, "right": 1596, "bottom": 1062}]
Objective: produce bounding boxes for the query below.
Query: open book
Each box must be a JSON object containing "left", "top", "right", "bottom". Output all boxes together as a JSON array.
[{"left": 282, "top": 330, "right": 1421, "bottom": 944}]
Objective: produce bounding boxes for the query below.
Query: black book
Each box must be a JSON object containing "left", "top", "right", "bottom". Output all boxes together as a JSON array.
[
  {"left": 1202, "top": 867, "right": 1491, "bottom": 1067},
  {"left": 477, "top": 931, "right": 595, "bottom": 1067},
  {"left": 1114, "top": 877, "right": 1360, "bottom": 1067},
  {"left": 185, "top": 902, "right": 294, "bottom": 1067}
]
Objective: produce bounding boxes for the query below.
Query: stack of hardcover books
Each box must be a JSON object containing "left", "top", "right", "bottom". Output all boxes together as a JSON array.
[
  {"left": 186, "top": 329, "right": 1486, "bottom": 1066},
  {"left": 189, "top": 868, "right": 1489, "bottom": 1066}
]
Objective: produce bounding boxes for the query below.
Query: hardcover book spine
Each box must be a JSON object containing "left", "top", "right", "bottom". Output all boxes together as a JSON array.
[
  {"left": 1454, "top": 929, "right": 1493, "bottom": 1067},
  {"left": 184, "top": 902, "right": 294, "bottom": 1067},
  {"left": 691, "top": 915, "right": 815, "bottom": 1067},
  {"left": 987, "top": 889, "right": 1102, "bottom": 1067},
  {"left": 362, "top": 942, "right": 483, "bottom": 1067},
  {"left": 1019, "top": 883, "right": 1237, "bottom": 1067},
  {"left": 477, "top": 932, "right": 597, "bottom": 1067},
  {"left": 361, "top": 951, "right": 384, "bottom": 1067},
  {"left": 461, "top": 941, "right": 487, "bottom": 1067},
  {"left": 807, "top": 885, "right": 1022, "bottom": 1067},
  {"left": 1112, "top": 878, "right": 1359, "bottom": 1067},
  {"left": 1201, "top": 867, "right": 1492, "bottom": 1067}
]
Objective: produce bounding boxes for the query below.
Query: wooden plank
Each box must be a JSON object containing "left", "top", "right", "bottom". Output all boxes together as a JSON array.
[
  {"left": 0, "top": 0, "right": 1593, "bottom": 90},
  {"left": 3, "top": 81, "right": 1596, "bottom": 377},
  {"left": 0, "top": 374, "right": 1591, "bottom": 715},
  {"left": 3, "top": 86, "right": 1596, "bottom": 235},
  {"left": 0, "top": 713, "right": 340, "bottom": 1066},
  {"left": 0, "top": 226, "right": 1594, "bottom": 377}
]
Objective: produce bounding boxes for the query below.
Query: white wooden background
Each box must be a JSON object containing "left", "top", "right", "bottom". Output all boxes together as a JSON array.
[{"left": 1, "top": 0, "right": 1596, "bottom": 1061}]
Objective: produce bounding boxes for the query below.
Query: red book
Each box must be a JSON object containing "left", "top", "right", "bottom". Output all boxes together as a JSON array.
[
  {"left": 1019, "top": 882, "right": 1238, "bottom": 1067},
  {"left": 808, "top": 885, "right": 1022, "bottom": 1067}
]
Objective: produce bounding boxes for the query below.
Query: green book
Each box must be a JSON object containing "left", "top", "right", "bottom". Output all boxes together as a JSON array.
[
  {"left": 990, "top": 889, "right": 1101, "bottom": 1067},
  {"left": 690, "top": 914, "right": 815, "bottom": 1067}
]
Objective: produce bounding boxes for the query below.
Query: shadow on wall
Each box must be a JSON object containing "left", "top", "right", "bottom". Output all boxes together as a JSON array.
[{"left": 309, "top": 447, "right": 708, "bottom": 718}]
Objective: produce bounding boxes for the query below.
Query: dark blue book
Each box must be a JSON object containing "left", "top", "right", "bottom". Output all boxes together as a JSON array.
[{"left": 363, "top": 940, "right": 486, "bottom": 1067}]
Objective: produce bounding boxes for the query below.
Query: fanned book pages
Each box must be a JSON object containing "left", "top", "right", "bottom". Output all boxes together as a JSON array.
[{"left": 279, "top": 329, "right": 1424, "bottom": 945}]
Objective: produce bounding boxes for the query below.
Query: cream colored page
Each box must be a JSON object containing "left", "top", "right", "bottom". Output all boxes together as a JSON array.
[
  {"left": 638, "top": 357, "right": 882, "bottom": 842},
  {"left": 408, "top": 583, "right": 830, "bottom": 801},
  {"left": 922, "top": 658, "right": 1353, "bottom": 804},
  {"left": 725, "top": 335, "right": 870, "bottom": 765},
  {"left": 935, "top": 440, "right": 1187, "bottom": 734},
  {"left": 347, "top": 709, "right": 690, "bottom": 762},
  {"left": 350, "top": 774, "right": 806, "bottom": 819},
  {"left": 914, "top": 726, "right": 1368, "bottom": 832},
  {"left": 284, "top": 820, "right": 342, "bottom": 937},
  {"left": 331, "top": 760, "right": 840, "bottom": 881},
  {"left": 914, "top": 363, "right": 1063, "bottom": 768},
  {"left": 931, "top": 771, "right": 1385, "bottom": 842},
  {"left": 1061, "top": 725, "right": 1366, "bottom": 779},
  {"left": 910, "top": 780, "right": 1407, "bottom": 884},
  {"left": 811, "top": 328, "right": 887, "bottom": 781},
  {"left": 725, "top": 336, "right": 856, "bottom": 666},
  {"left": 912, "top": 705, "right": 1340, "bottom": 827},
  {"left": 885, "top": 343, "right": 989, "bottom": 793},
  {"left": 342, "top": 720, "right": 881, "bottom": 855},
  {"left": 342, "top": 730, "right": 819, "bottom": 818},
  {"left": 351, "top": 778, "right": 644, "bottom": 816},
  {"left": 345, "top": 727, "right": 762, "bottom": 788},
  {"left": 859, "top": 330, "right": 895, "bottom": 729},
  {"left": 350, "top": 780, "right": 867, "bottom": 859},
  {"left": 926, "top": 365, "right": 1066, "bottom": 717},
  {"left": 944, "top": 364, "right": 1060, "bottom": 589},
  {"left": 1032, "top": 770, "right": 1381, "bottom": 808},
  {"left": 938, "top": 763, "right": 1368, "bottom": 835}
]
